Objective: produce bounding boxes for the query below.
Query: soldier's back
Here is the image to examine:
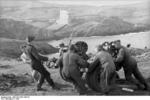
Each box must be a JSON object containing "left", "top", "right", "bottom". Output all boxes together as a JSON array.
[{"left": 63, "top": 52, "right": 79, "bottom": 69}]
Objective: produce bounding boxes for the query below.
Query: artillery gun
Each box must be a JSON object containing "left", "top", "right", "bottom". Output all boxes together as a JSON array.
[
  {"left": 48, "top": 41, "right": 120, "bottom": 92},
  {"left": 58, "top": 41, "right": 103, "bottom": 92},
  {"left": 46, "top": 41, "right": 122, "bottom": 92}
]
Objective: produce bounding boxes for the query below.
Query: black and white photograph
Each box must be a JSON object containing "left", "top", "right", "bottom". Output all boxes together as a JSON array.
[{"left": 0, "top": 0, "right": 150, "bottom": 97}]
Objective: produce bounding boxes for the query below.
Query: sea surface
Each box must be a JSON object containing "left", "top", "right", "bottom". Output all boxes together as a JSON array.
[{"left": 49, "top": 31, "right": 150, "bottom": 53}]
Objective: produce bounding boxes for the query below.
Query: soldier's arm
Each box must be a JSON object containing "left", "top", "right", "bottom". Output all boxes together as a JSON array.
[
  {"left": 31, "top": 47, "right": 48, "bottom": 61},
  {"left": 76, "top": 54, "right": 89, "bottom": 68},
  {"left": 115, "top": 48, "right": 124, "bottom": 63}
]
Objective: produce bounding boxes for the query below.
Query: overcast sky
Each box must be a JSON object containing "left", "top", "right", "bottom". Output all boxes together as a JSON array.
[{"left": 40, "top": 0, "right": 148, "bottom": 7}]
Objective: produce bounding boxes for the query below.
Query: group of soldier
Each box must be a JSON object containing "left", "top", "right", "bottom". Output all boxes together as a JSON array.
[{"left": 20, "top": 36, "right": 150, "bottom": 95}]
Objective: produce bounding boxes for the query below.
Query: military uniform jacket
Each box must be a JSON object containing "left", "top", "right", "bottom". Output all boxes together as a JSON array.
[
  {"left": 89, "top": 51, "right": 115, "bottom": 73},
  {"left": 62, "top": 51, "right": 88, "bottom": 77},
  {"left": 24, "top": 44, "right": 48, "bottom": 71},
  {"left": 115, "top": 46, "right": 137, "bottom": 71}
]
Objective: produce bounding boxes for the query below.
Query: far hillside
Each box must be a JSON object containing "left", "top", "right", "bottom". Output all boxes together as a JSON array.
[
  {"left": 0, "top": 0, "right": 149, "bottom": 40},
  {"left": 0, "top": 16, "right": 149, "bottom": 41}
]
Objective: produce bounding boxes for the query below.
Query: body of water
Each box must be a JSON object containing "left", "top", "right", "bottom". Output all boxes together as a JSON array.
[{"left": 49, "top": 31, "right": 150, "bottom": 53}]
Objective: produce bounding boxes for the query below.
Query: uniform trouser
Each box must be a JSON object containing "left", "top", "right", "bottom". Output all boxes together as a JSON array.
[
  {"left": 124, "top": 66, "right": 148, "bottom": 89},
  {"left": 35, "top": 67, "right": 55, "bottom": 89},
  {"left": 63, "top": 69, "right": 87, "bottom": 94}
]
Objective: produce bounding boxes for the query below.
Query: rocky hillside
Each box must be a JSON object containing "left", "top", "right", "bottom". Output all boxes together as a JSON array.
[
  {"left": 0, "top": 0, "right": 149, "bottom": 40},
  {"left": 0, "top": 16, "right": 149, "bottom": 41}
]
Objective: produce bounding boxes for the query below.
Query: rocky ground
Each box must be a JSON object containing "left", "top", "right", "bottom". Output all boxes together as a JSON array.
[{"left": 0, "top": 49, "right": 150, "bottom": 96}]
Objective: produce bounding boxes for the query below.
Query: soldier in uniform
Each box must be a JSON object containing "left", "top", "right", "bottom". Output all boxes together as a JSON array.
[
  {"left": 58, "top": 44, "right": 89, "bottom": 95},
  {"left": 114, "top": 40, "right": 149, "bottom": 90},
  {"left": 24, "top": 36, "right": 59, "bottom": 91},
  {"left": 89, "top": 45, "right": 116, "bottom": 94},
  {"left": 20, "top": 45, "right": 40, "bottom": 82}
]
